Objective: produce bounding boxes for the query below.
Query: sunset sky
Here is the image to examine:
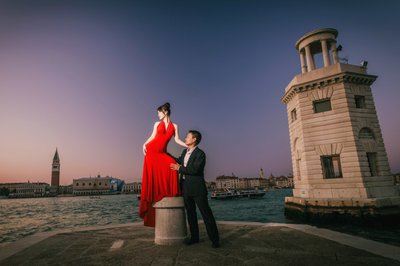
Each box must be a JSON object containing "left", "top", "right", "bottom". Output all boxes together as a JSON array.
[{"left": 1, "top": 0, "right": 399, "bottom": 185}]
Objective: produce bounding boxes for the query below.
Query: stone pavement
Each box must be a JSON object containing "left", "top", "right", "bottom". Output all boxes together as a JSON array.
[{"left": 1, "top": 221, "right": 400, "bottom": 266}]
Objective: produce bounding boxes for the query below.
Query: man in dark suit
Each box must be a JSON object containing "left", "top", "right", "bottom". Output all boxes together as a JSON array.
[{"left": 170, "top": 130, "right": 220, "bottom": 248}]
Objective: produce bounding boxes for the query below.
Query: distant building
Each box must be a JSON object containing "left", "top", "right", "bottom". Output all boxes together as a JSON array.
[
  {"left": 59, "top": 185, "right": 73, "bottom": 195},
  {"left": 122, "top": 182, "right": 141, "bottom": 193},
  {"left": 0, "top": 182, "right": 49, "bottom": 198},
  {"left": 287, "top": 176, "right": 294, "bottom": 188},
  {"left": 73, "top": 175, "right": 124, "bottom": 196},
  {"left": 216, "top": 175, "right": 268, "bottom": 190},
  {"left": 246, "top": 178, "right": 268, "bottom": 188},
  {"left": 205, "top": 181, "right": 217, "bottom": 191},
  {"left": 50, "top": 149, "right": 60, "bottom": 195},
  {"left": 274, "top": 176, "right": 293, "bottom": 188},
  {"left": 215, "top": 175, "right": 239, "bottom": 190},
  {"left": 269, "top": 176, "right": 294, "bottom": 188}
]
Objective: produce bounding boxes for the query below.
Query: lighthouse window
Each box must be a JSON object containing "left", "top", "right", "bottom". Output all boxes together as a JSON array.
[
  {"left": 291, "top": 108, "right": 297, "bottom": 122},
  {"left": 355, "top": 95, "right": 366, "bottom": 108},
  {"left": 359, "top": 127, "right": 375, "bottom": 140},
  {"left": 367, "top": 152, "right": 378, "bottom": 176},
  {"left": 313, "top": 99, "right": 332, "bottom": 113},
  {"left": 321, "top": 155, "right": 342, "bottom": 179}
]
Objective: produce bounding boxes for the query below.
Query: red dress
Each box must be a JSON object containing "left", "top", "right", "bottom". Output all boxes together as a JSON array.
[{"left": 139, "top": 121, "right": 180, "bottom": 227}]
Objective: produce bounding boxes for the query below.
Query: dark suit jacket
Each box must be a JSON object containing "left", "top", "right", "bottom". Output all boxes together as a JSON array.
[{"left": 173, "top": 147, "right": 208, "bottom": 197}]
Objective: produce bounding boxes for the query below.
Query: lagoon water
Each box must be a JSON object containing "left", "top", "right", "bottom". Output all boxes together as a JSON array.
[
  {"left": 0, "top": 189, "right": 293, "bottom": 246},
  {"left": 3, "top": 188, "right": 400, "bottom": 247}
]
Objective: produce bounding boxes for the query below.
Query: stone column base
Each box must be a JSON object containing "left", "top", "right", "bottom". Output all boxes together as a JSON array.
[
  {"left": 153, "top": 197, "right": 187, "bottom": 245},
  {"left": 284, "top": 196, "right": 400, "bottom": 226}
]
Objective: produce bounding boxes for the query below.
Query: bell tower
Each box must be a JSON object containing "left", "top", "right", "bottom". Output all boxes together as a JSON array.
[
  {"left": 50, "top": 148, "right": 60, "bottom": 194},
  {"left": 281, "top": 28, "right": 400, "bottom": 223}
]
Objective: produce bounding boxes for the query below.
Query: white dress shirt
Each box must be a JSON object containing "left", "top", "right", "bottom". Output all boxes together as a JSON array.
[{"left": 182, "top": 146, "right": 197, "bottom": 179}]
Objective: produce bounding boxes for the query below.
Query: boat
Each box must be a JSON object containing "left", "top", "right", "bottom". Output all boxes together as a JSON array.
[
  {"left": 238, "top": 189, "right": 265, "bottom": 199},
  {"left": 211, "top": 189, "right": 266, "bottom": 200},
  {"left": 210, "top": 190, "right": 238, "bottom": 200}
]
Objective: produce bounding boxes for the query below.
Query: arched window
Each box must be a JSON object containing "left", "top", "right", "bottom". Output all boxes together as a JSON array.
[{"left": 359, "top": 127, "right": 375, "bottom": 140}]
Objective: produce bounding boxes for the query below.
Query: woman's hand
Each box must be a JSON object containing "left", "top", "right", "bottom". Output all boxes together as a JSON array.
[
  {"left": 143, "top": 144, "right": 147, "bottom": 155},
  {"left": 142, "top": 122, "right": 159, "bottom": 156}
]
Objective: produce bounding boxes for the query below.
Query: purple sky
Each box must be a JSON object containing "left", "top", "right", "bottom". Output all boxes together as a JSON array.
[{"left": 1, "top": 0, "right": 399, "bottom": 185}]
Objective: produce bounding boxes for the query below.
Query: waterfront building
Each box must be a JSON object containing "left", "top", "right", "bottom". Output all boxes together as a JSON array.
[
  {"left": 215, "top": 175, "right": 268, "bottom": 190},
  {"left": 0, "top": 182, "right": 49, "bottom": 198},
  {"left": 73, "top": 175, "right": 124, "bottom": 196},
  {"left": 237, "top": 177, "right": 269, "bottom": 189},
  {"left": 50, "top": 149, "right": 60, "bottom": 195},
  {"left": 271, "top": 176, "right": 294, "bottom": 188},
  {"left": 215, "top": 175, "right": 239, "bottom": 190},
  {"left": 279, "top": 178, "right": 291, "bottom": 188},
  {"left": 205, "top": 181, "right": 217, "bottom": 191},
  {"left": 122, "top": 182, "right": 142, "bottom": 193},
  {"left": 59, "top": 185, "right": 73, "bottom": 195},
  {"left": 287, "top": 176, "right": 294, "bottom": 188},
  {"left": 246, "top": 177, "right": 268, "bottom": 188},
  {"left": 281, "top": 28, "right": 400, "bottom": 222}
]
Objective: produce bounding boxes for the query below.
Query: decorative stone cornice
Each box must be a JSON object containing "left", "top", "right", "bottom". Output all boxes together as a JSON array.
[{"left": 281, "top": 72, "right": 377, "bottom": 104}]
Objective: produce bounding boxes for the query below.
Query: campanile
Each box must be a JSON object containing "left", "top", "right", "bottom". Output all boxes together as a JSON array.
[{"left": 51, "top": 148, "right": 60, "bottom": 193}]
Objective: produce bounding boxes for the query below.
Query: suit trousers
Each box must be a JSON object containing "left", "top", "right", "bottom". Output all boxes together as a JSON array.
[{"left": 183, "top": 188, "right": 219, "bottom": 243}]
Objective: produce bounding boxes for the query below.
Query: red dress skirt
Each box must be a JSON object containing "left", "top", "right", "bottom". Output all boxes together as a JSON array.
[{"left": 139, "top": 121, "right": 180, "bottom": 227}]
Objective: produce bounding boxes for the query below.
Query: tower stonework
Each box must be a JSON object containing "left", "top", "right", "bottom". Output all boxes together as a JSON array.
[
  {"left": 50, "top": 149, "right": 60, "bottom": 194},
  {"left": 281, "top": 28, "right": 400, "bottom": 223}
]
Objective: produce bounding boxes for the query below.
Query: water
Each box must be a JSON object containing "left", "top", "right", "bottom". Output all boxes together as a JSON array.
[
  {"left": 210, "top": 189, "right": 293, "bottom": 223},
  {"left": 2, "top": 189, "right": 399, "bottom": 247},
  {"left": 0, "top": 194, "right": 138, "bottom": 246},
  {"left": 0, "top": 189, "right": 292, "bottom": 246}
]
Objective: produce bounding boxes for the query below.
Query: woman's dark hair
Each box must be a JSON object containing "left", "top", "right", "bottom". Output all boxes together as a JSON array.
[
  {"left": 189, "top": 130, "right": 202, "bottom": 145},
  {"left": 157, "top": 102, "right": 171, "bottom": 116}
]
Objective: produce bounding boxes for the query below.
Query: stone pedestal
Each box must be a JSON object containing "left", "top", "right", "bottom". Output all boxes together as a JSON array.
[{"left": 153, "top": 197, "right": 187, "bottom": 245}]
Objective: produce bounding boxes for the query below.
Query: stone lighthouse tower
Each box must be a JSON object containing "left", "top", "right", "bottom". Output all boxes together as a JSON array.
[
  {"left": 50, "top": 148, "right": 60, "bottom": 195},
  {"left": 281, "top": 28, "right": 400, "bottom": 223}
]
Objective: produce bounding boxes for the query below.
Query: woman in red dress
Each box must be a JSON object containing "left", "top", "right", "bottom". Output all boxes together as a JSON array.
[{"left": 139, "top": 102, "right": 187, "bottom": 227}]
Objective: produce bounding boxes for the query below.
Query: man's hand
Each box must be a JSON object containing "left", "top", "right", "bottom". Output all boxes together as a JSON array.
[{"left": 170, "top": 163, "right": 180, "bottom": 171}]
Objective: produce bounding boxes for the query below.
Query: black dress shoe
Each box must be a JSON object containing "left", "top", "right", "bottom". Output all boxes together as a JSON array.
[
  {"left": 185, "top": 238, "right": 199, "bottom": 245},
  {"left": 211, "top": 242, "right": 220, "bottom": 248}
]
